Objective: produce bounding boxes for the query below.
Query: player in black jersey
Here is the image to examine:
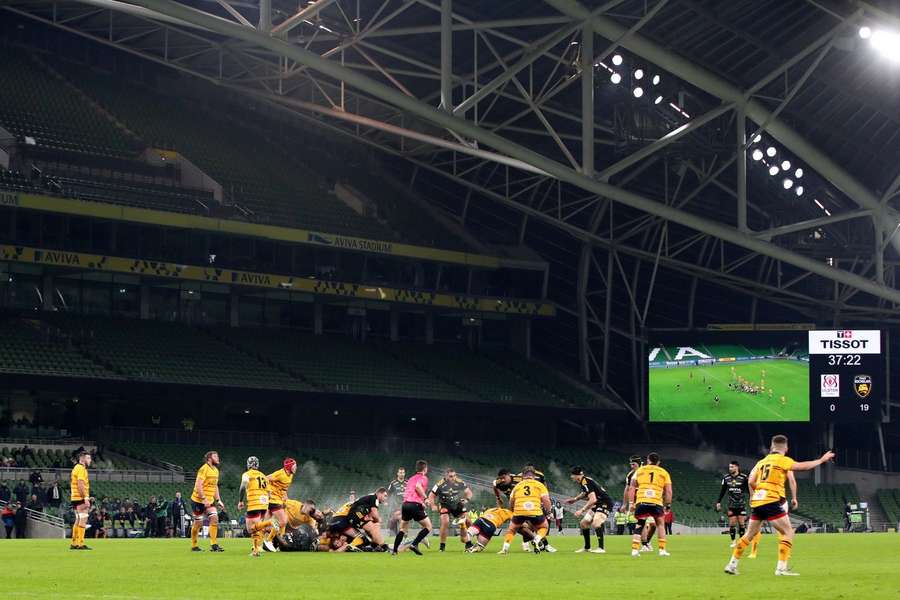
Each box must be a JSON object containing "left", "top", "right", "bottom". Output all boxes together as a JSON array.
[
  {"left": 493, "top": 466, "right": 556, "bottom": 553},
  {"left": 622, "top": 455, "right": 656, "bottom": 551},
  {"left": 566, "top": 467, "right": 614, "bottom": 553},
  {"left": 716, "top": 461, "right": 750, "bottom": 547},
  {"left": 427, "top": 468, "right": 473, "bottom": 551}
]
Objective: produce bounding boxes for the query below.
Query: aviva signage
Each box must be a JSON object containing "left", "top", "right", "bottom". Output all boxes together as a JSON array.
[{"left": 0, "top": 244, "right": 555, "bottom": 317}]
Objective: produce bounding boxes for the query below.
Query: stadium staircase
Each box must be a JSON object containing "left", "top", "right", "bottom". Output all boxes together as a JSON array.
[{"left": 875, "top": 489, "right": 900, "bottom": 530}]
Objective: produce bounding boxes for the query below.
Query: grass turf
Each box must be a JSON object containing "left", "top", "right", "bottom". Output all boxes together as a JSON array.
[
  {"left": 3, "top": 534, "right": 898, "bottom": 599},
  {"left": 649, "top": 359, "right": 810, "bottom": 422}
]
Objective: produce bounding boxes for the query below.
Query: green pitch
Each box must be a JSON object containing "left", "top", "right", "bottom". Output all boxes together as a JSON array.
[
  {"left": 4, "top": 534, "right": 898, "bottom": 599},
  {"left": 650, "top": 360, "right": 809, "bottom": 422}
]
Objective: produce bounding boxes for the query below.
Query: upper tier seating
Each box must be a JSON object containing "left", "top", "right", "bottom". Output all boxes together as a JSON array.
[{"left": 0, "top": 46, "right": 140, "bottom": 159}]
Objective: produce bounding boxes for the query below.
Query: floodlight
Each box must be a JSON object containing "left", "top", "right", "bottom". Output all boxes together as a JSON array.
[
  {"left": 769, "top": 165, "right": 779, "bottom": 176},
  {"left": 633, "top": 87, "right": 644, "bottom": 98},
  {"left": 783, "top": 178, "right": 794, "bottom": 189},
  {"left": 611, "top": 72, "right": 622, "bottom": 84},
  {"left": 634, "top": 69, "right": 644, "bottom": 80},
  {"left": 652, "top": 74, "right": 661, "bottom": 85},
  {"left": 752, "top": 149, "right": 764, "bottom": 161},
  {"left": 781, "top": 160, "right": 791, "bottom": 171},
  {"left": 766, "top": 146, "right": 777, "bottom": 157},
  {"left": 612, "top": 54, "right": 623, "bottom": 66},
  {"left": 795, "top": 168, "right": 804, "bottom": 178}
]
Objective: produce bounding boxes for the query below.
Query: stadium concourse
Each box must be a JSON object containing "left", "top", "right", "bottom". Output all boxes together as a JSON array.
[{"left": 2, "top": 0, "right": 900, "bottom": 597}]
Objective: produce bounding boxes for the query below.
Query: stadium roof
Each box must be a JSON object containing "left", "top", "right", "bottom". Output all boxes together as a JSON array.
[{"left": 5, "top": 0, "right": 900, "bottom": 415}]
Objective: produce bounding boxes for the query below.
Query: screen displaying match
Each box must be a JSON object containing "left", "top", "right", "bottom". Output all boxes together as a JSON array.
[{"left": 647, "top": 330, "right": 810, "bottom": 422}]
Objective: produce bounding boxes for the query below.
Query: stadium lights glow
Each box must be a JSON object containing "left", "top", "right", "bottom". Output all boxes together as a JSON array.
[
  {"left": 769, "top": 165, "right": 780, "bottom": 176},
  {"left": 795, "top": 168, "right": 804, "bottom": 178},
  {"left": 633, "top": 87, "right": 644, "bottom": 98},
  {"left": 860, "top": 26, "right": 872, "bottom": 40},
  {"left": 612, "top": 54, "right": 623, "bottom": 66},
  {"left": 654, "top": 95, "right": 664, "bottom": 105},
  {"left": 824, "top": 209, "right": 832, "bottom": 216},
  {"left": 610, "top": 72, "right": 622, "bottom": 84},
  {"left": 766, "top": 146, "right": 777, "bottom": 157},
  {"left": 868, "top": 29, "right": 900, "bottom": 63},
  {"left": 781, "top": 160, "right": 791, "bottom": 171},
  {"left": 752, "top": 148, "right": 764, "bottom": 161},
  {"left": 814, "top": 199, "right": 826, "bottom": 210},
  {"left": 783, "top": 178, "right": 794, "bottom": 189},
  {"left": 634, "top": 69, "right": 645, "bottom": 80},
  {"left": 796, "top": 186, "right": 804, "bottom": 196},
  {"left": 753, "top": 134, "right": 762, "bottom": 143},
  {"left": 652, "top": 74, "right": 661, "bottom": 85}
]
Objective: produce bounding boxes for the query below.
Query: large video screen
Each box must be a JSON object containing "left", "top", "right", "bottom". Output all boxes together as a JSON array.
[{"left": 648, "top": 330, "right": 810, "bottom": 422}]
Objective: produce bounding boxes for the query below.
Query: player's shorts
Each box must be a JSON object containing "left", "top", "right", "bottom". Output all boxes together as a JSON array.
[
  {"left": 401, "top": 501, "right": 427, "bottom": 522},
  {"left": 750, "top": 500, "right": 788, "bottom": 522},
  {"left": 191, "top": 501, "right": 209, "bottom": 516},
  {"left": 511, "top": 515, "right": 547, "bottom": 527},
  {"left": 327, "top": 516, "right": 356, "bottom": 536},
  {"left": 471, "top": 517, "right": 498, "bottom": 539},
  {"left": 440, "top": 503, "right": 466, "bottom": 518},
  {"left": 71, "top": 500, "right": 87, "bottom": 509},
  {"left": 634, "top": 503, "right": 664, "bottom": 520},
  {"left": 246, "top": 509, "right": 266, "bottom": 519},
  {"left": 727, "top": 505, "right": 748, "bottom": 518},
  {"left": 268, "top": 503, "right": 285, "bottom": 512},
  {"left": 582, "top": 506, "right": 610, "bottom": 524}
]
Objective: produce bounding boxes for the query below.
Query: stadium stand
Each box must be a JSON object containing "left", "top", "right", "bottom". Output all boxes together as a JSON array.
[
  {"left": 53, "top": 61, "right": 394, "bottom": 239},
  {"left": 876, "top": 489, "right": 900, "bottom": 529},
  {"left": 59, "top": 316, "right": 312, "bottom": 390},
  {"left": 0, "top": 317, "right": 119, "bottom": 379},
  {"left": 0, "top": 45, "right": 139, "bottom": 160},
  {"left": 46, "top": 171, "right": 213, "bottom": 215}
]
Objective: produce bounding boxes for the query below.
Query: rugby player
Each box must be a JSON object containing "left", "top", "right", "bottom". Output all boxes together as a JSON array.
[
  {"left": 69, "top": 450, "right": 92, "bottom": 550},
  {"left": 498, "top": 467, "right": 551, "bottom": 555},
  {"left": 567, "top": 466, "right": 613, "bottom": 553},
  {"left": 391, "top": 460, "right": 431, "bottom": 556},
  {"left": 628, "top": 452, "right": 672, "bottom": 557},
  {"left": 284, "top": 498, "right": 323, "bottom": 533},
  {"left": 326, "top": 488, "right": 389, "bottom": 551},
  {"left": 263, "top": 457, "right": 297, "bottom": 552},
  {"left": 724, "top": 435, "right": 835, "bottom": 576},
  {"left": 427, "top": 468, "right": 473, "bottom": 551},
  {"left": 466, "top": 507, "right": 512, "bottom": 552},
  {"left": 622, "top": 455, "right": 656, "bottom": 551},
  {"left": 386, "top": 467, "right": 407, "bottom": 535},
  {"left": 190, "top": 450, "right": 225, "bottom": 552},
  {"left": 238, "top": 456, "right": 278, "bottom": 557},
  {"left": 494, "top": 466, "right": 555, "bottom": 553},
  {"left": 716, "top": 461, "right": 749, "bottom": 547}
]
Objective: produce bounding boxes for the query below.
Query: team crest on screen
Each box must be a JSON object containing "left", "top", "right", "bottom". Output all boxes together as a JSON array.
[
  {"left": 853, "top": 375, "right": 872, "bottom": 399},
  {"left": 820, "top": 374, "right": 840, "bottom": 398}
]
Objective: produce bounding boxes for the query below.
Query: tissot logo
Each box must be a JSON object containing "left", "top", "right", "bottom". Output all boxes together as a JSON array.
[{"left": 808, "top": 330, "right": 881, "bottom": 354}]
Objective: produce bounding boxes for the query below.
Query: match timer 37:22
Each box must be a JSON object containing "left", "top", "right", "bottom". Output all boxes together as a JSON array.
[{"left": 808, "top": 330, "right": 883, "bottom": 421}]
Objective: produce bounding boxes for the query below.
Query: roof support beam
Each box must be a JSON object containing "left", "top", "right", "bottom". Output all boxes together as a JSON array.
[
  {"left": 543, "top": 0, "right": 900, "bottom": 255},
  {"left": 103, "top": 1, "right": 900, "bottom": 305},
  {"left": 270, "top": 0, "right": 339, "bottom": 37}
]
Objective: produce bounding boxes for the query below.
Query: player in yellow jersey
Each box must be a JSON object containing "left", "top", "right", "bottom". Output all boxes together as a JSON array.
[
  {"left": 262, "top": 457, "right": 297, "bottom": 552},
  {"left": 627, "top": 452, "right": 672, "bottom": 557},
  {"left": 190, "top": 450, "right": 225, "bottom": 552},
  {"left": 284, "top": 498, "right": 323, "bottom": 532},
  {"left": 498, "top": 467, "right": 551, "bottom": 555},
  {"left": 69, "top": 450, "right": 92, "bottom": 550},
  {"left": 465, "top": 507, "right": 512, "bottom": 552},
  {"left": 239, "top": 456, "right": 279, "bottom": 557},
  {"left": 724, "top": 435, "right": 834, "bottom": 576}
]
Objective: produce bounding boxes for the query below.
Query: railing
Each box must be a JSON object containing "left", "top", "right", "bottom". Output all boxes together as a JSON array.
[
  {"left": 0, "top": 467, "right": 184, "bottom": 483},
  {"left": 0, "top": 498, "right": 64, "bottom": 527}
]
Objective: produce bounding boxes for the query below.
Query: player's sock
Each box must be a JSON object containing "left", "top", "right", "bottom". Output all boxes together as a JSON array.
[
  {"left": 631, "top": 539, "right": 640, "bottom": 552},
  {"left": 465, "top": 540, "right": 473, "bottom": 549},
  {"left": 581, "top": 528, "right": 591, "bottom": 550},
  {"left": 191, "top": 520, "right": 200, "bottom": 547},
  {"left": 72, "top": 524, "right": 82, "bottom": 546},
  {"left": 209, "top": 524, "right": 218, "bottom": 546},
  {"left": 729, "top": 526, "right": 736, "bottom": 541},
  {"left": 251, "top": 531, "right": 261, "bottom": 554},
  {"left": 439, "top": 542, "right": 446, "bottom": 551},
  {"left": 392, "top": 531, "right": 405, "bottom": 553},
  {"left": 732, "top": 536, "right": 749, "bottom": 559},
  {"left": 411, "top": 528, "right": 430, "bottom": 547},
  {"left": 658, "top": 539, "right": 667, "bottom": 552},
  {"left": 738, "top": 525, "right": 746, "bottom": 538},
  {"left": 595, "top": 527, "right": 605, "bottom": 549},
  {"left": 504, "top": 531, "right": 514, "bottom": 544},
  {"left": 777, "top": 539, "right": 792, "bottom": 566},
  {"left": 751, "top": 531, "right": 761, "bottom": 555}
]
